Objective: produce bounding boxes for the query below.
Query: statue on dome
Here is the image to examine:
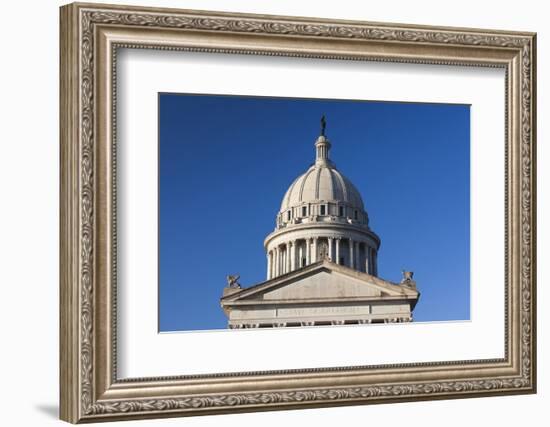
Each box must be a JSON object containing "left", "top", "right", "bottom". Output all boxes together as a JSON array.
[{"left": 320, "top": 114, "right": 327, "bottom": 136}]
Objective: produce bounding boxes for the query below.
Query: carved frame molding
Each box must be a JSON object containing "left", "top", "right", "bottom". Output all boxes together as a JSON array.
[{"left": 60, "top": 2, "right": 536, "bottom": 423}]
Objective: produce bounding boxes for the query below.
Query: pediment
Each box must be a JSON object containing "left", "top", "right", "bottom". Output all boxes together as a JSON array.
[
  {"left": 222, "top": 261, "right": 417, "bottom": 303},
  {"left": 261, "top": 269, "right": 383, "bottom": 300}
]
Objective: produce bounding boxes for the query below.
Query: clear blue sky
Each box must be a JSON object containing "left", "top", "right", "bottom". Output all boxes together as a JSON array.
[{"left": 159, "top": 93, "right": 470, "bottom": 332}]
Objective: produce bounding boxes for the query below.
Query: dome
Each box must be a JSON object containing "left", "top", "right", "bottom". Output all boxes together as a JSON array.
[
  {"left": 276, "top": 132, "right": 368, "bottom": 228},
  {"left": 279, "top": 133, "right": 367, "bottom": 221},
  {"left": 280, "top": 162, "right": 365, "bottom": 212}
]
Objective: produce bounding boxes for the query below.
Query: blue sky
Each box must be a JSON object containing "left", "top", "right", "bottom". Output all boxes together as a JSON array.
[{"left": 158, "top": 93, "right": 470, "bottom": 332}]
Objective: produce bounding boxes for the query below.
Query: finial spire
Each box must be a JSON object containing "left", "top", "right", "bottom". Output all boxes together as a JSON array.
[{"left": 315, "top": 115, "right": 331, "bottom": 165}]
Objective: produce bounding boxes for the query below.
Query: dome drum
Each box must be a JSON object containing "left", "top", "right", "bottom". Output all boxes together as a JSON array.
[
  {"left": 264, "top": 235, "right": 378, "bottom": 280},
  {"left": 265, "top": 225, "right": 380, "bottom": 251}
]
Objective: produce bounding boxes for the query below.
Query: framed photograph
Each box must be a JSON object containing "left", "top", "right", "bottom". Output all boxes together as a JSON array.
[{"left": 60, "top": 2, "right": 537, "bottom": 423}]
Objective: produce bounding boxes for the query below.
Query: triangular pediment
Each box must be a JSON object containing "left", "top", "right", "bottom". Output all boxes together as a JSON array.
[{"left": 221, "top": 260, "right": 418, "bottom": 304}]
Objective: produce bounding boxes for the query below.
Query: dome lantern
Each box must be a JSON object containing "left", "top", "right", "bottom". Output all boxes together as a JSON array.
[{"left": 315, "top": 115, "right": 332, "bottom": 166}]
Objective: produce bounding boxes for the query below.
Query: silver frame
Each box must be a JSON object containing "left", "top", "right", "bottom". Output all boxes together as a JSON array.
[{"left": 60, "top": 2, "right": 536, "bottom": 423}]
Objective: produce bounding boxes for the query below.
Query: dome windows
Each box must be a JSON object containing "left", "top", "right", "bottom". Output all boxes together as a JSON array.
[{"left": 277, "top": 202, "right": 368, "bottom": 227}]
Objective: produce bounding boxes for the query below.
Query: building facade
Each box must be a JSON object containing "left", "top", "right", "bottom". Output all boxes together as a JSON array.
[{"left": 220, "top": 119, "right": 419, "bottom": 328}]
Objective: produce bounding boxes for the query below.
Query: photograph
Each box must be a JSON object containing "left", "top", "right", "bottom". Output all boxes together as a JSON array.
[{"left": 158, "top": 94, "right": 471, "bottom": 332}]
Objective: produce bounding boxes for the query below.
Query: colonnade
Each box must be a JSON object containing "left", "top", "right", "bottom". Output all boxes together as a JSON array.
[{"left": 267, "top": 236, "right": 377, "bottom": 280}]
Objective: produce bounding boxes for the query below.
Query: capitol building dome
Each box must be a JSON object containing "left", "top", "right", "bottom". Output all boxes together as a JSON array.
[{"left": 264, "top": 117, "right": 380, "bottom": 280}]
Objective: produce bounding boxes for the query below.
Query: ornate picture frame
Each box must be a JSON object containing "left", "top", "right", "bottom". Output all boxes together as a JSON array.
[{"left": 60, "top": 2, "right": 536, "bottom": 423}]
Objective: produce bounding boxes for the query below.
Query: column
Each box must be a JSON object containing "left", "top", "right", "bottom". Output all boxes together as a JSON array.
[
  {"left": 306, "top": 238, "right": 311, "bottom": 265},
  {"left": 373, "top": 251, "right": 377, "bottom": 276},
  {"left": 365, "top": 247, "right": 370, "bottom": 274},
  {"left": 290, "top": 240, "right": 296, "bottom": 271},
  {"left": 355, "top": 241, "right": 360, "bottom": 271},
  {"left": 272, "top": 247, "right": 277, "bottom": 277},
  {"left": 313, "top": 237, "right": 318, "bottom": 263},
  {"left": 286, "top": 242, "right": 291, "bottom": 273},
  {"left": 274, "top": 251, "right": 277, "bottom": 276},
  {"left": 328, "top": 237, "right": 334, "bottom": 261},
  {"left": 349, "top": 237, "right": 355, "bottom": 268},
  {"left": 267, "top": 251, "right": 272, "bottom": 280},
  {"left": 336, "top": 238, "right": 340, "bottom": 264},
  {"left": 298, "top": 243, "right": 303, "bottom": 268},
  {"left": 370, "top": 248, "right": 375, "bottom": 274},
  {"left": 278, "top": 246, "right": 282, "bottom": 276},
  {"left": 278, "top": 247, "right": 282, "bottom": 277}
]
